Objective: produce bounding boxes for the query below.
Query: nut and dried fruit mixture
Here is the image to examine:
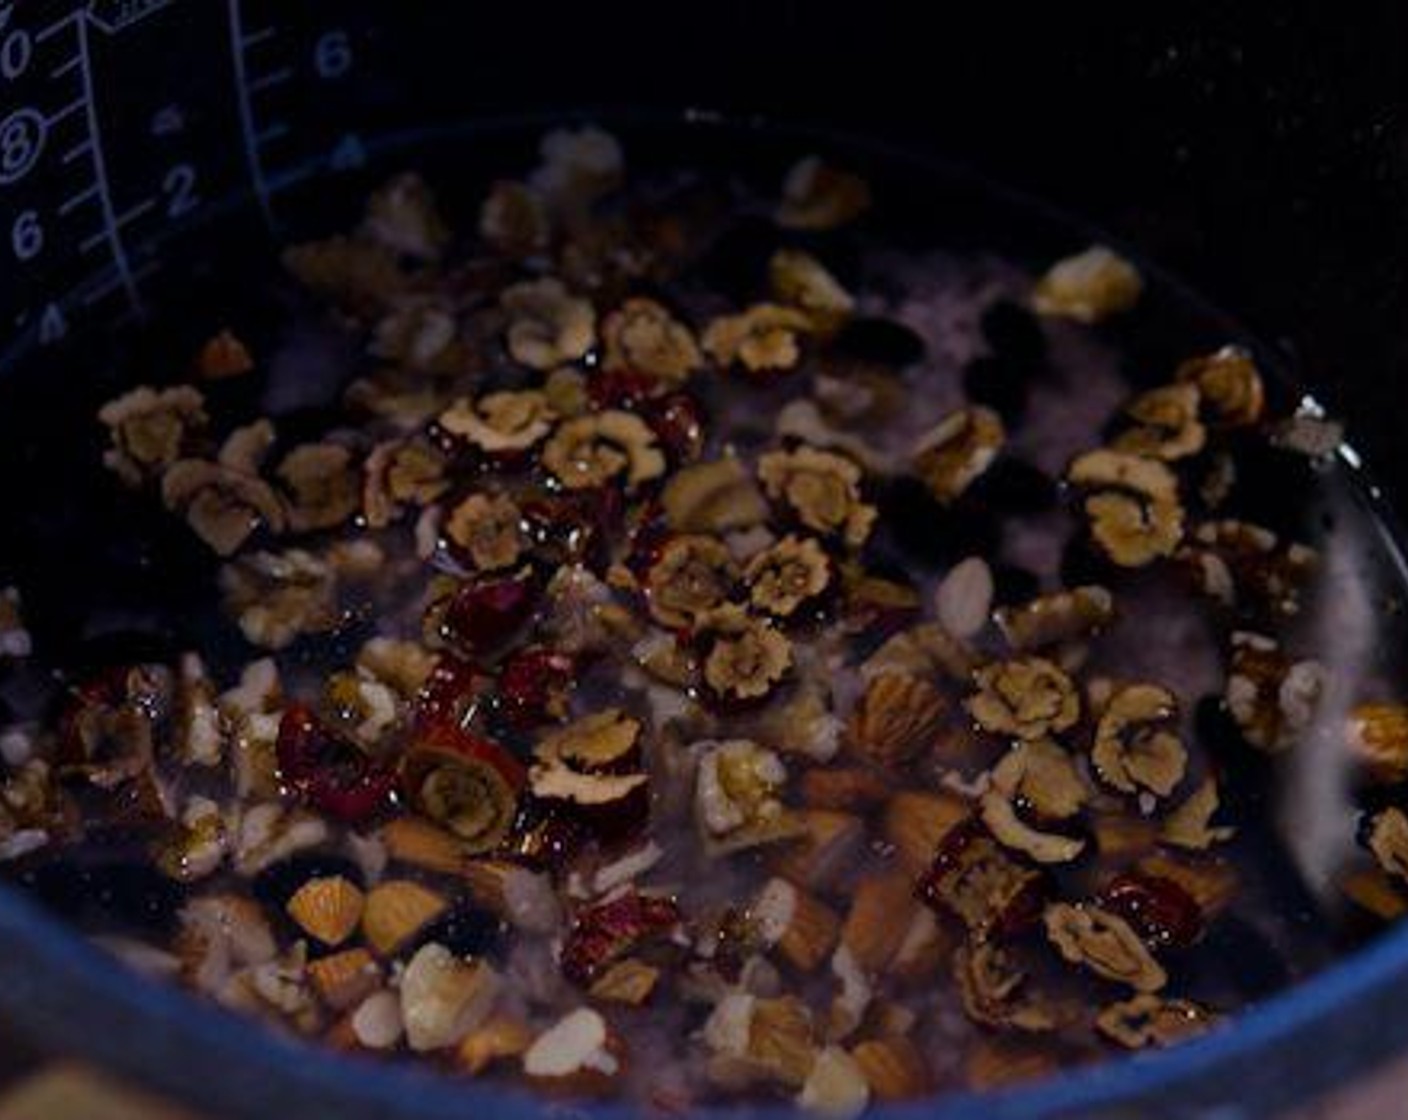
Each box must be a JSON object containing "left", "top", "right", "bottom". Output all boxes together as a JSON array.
[{"left": 3, "top": 125, "right": 1408, "bottom": 1116}]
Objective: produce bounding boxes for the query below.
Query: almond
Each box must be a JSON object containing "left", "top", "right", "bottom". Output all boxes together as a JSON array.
[
  {"left": 462, "top": 858, "right": 562, "bottom": 935},
  {"left": 770, "top": 810, "right": 865, "bottom": 890},
  {"left": 887, "top": 908, "right": 952, "bottom": 981},
  {"left": 286, "top": 875, "right": 365, "bottom": 946},
  {"left": 845, "top": 673, "right": 946, "bottom": 769},
  {"left": 749, "top": 996, "right": 819, "bottom": 1087},
  {"left": 457, "top": 1014, "right": 534, "bottom": 1074},
  {"left": 754, "top": 878, "right": 840, "bottom": 973},
  {"left": 361, "top": 879, "right": 447, "bottom": 956},
  {"left": 308, "top": 947, "right": 381, "bottom": 1011},
  {"left": 380, "top": 816, "right": 466, "bottom": 875},
  {"left": 852, "top": 1036, "right": 930, "bottom": 1101},
  {"left": 800, "top": 767, "right": 891, "bottom": 812},
  {"left": 400, "top": 942, "right": 500, "bottom": 1051},
  {"left": 797, "top": 1045, "right": 870, "bottom": 1118},
  {"left": 588, "top": 958, "right": 661, "bottom": 1005},
  {"left": 965, "top": 1038, "right": 1057, "bottom": 1090},
  {"left": 1348, "top": 702, "right": 1408, "bottom": 784},
  {"left": 1339, "top": 866, "right": 1408, "bottom": 922},
  {"left": 840, "top": 872, "right": 917, "bottom": 973},
  {"left": 883, "top": 791, "right": 968, "bottom": 874}
]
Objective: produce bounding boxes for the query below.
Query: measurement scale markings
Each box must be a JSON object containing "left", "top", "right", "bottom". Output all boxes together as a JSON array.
[
  {"left": 227, "top": 0, "right": 277, "bottom": 228},
  {"left": 249, "top": 65, "right": 293, "bottom": 93},
  {"left": 61, "top": 139, "right": 95, "bottom": 165},
  {"left": 73, "top": 14, "right": 142, "bottom": 311},
  {"left": 78, "top": 196, "right": 155, "bottom": 252},
  {"left": 57, "top": 183, "right": 99, "bottom": 215},
  {"left": 45, "top": 96, "right": 86, "bottom": 127},
  {"left": 33, "top": 11, "right": 79, "bottom": 44}
]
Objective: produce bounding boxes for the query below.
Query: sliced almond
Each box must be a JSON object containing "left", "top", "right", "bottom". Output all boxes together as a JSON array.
[
  {"left": 286, "top": 875, "right": 365, "bottom": 947},
  {"left": 883, "top": 791, "right": 968, "bottom": 874},
  {"left": 588, "top": 958, "right": 661, "bottom": 1005},
  {"left": 308, "top": 947, "right": 381, "bottom": 1011},
  {"left": 350, "top": 989, "right": 404, "bottom": 1050},
  {"left": 852, "top": 1036, "right": 930, "bottom": 1101},
  {"left": 754, "top": 878, "right": 841, "bottom": 973},
  {"left": 770, "top": 810, "right": 865, "bottom": 890},
  {"left": 380, "top": 816, "right": 466, "bottom": 875},
  {"left": 840, "top": 872, "right": 918, "bottom": 973},
  {"left": 361, "top": 879, "right": 447, "bottom": 956},
  {"left": 457, "top": 1013, "right": 535, "bottom": 1074},
  {"left": 800, "top": 767, "right": 891, "bottom": 812}
]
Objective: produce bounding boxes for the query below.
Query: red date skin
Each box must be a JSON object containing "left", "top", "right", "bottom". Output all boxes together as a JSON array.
[
  {"left": 496, "top": 646, "right": 577, "bottom": 732},
  {"left": 438, "top": 574, "right": 539, "bottom": 661},
  {"left": 1101, "top": 871, "right": 1204, "bottom": 949},
  {"left": 560, "top": 888, "right": 682, "bottom": 985},
  {"left": 275, "top": 704, "right": 396, "bottom": 825}
]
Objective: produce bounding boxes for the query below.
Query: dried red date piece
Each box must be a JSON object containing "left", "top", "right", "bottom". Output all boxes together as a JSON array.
[
  {"left": 400, "top": 721, "right": 525, "bottom": 854},
  {"left": 437, "top": 574, "right": 540, "bottom": 661},
  {"left": 275, "top": 704, "right": 396, "bottom": 825},
  {"left": 918, "top": 821, "right": 1045, "bottom": 938},
  {"left": 496, "top": 647, "right": 577, "bottom": 731},
  {"left": 1100, "top": 872, "right": 1204, "bottom": 950},
  {"left": 559, "top": 888, "right": 682, "bottom": 985}
]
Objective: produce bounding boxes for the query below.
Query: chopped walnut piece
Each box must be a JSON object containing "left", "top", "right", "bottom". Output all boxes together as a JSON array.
[
  {"left": 1366, "top": 807, "right": 1408, "bottom": 884},
  {"left": 912, "top": 406, "right": 1005, "bottom": 505},
  {"left": 283, "top": 236, "right": 404, "bottom": 314},
  {"left": 769, "top": 249, "right": 855, "bottom": 331},
  {"left": 155, "top": 796, "right": 227, "bottom": 882},
  {"left": 662, "top": 457, "right": 770, "bottom": 534},
  {"left": 954, "top": 940, "right": 1060, "bottom": 1032},
  {"left": 219, "top": 548, "right": 338, "bottom": 650},
  {"left": 162, "top": 458, "right": 286, "bottom": 558},
  {"left": 701, "top": 606, "right": 793, "bottom": 702},
  {"left": 852, "top": 1036, "right": 929, "bottom": 1102},
  {"left": 370, "top": 298, "right": 458, "bottom": 370},
  {"left": 1092, "top": 684, "right": 1187, "bottom": 799},
  {"left": 696, "top": 739, "right": 801, "bottom": 854},
  {"left": 990, "top": 739, "right": 1087, "bottom": 821},
  {"left": 746, "top": 535, "right": 831, "bottom": 618},
  {"left": 1112, "top": 383, "right": 1207, "bottom": 461},
  {"left": 883, "top": 791, "right": 968, "bottom": 874},
  {"left": 1067, "top": 448, "right": 1184, "bottom": 567},
  {"left": 276, "top": 443, "right": 360, "bottom": 533},
  {"left": 1043, "top": 902, "right": 1167, "bottom": 992},
  {"left": 480, "top": 180, "right": 549, "bottom": 257},
  {"left": 530, "top": 126, "right": 625, "bottom": 215},
  {"left": 500, "top": 278, "right": 596, "bottom": 370},
  {"left": 601, "top": 297, "right": 702, "bottom": 384},
  {"left": 979, "top": 784, "right": 1085, "bottom": 865},
  {"left": 703, "top": 304, "right": 813, "bottom": 374},
  {"left": 1348, "top": 703, "right": 1408, "bottom": 785},
  {"left": 645, "top": 535, "right": 738, "bottom": 629},
  {"left": 845, "top": 673, "right": 946, "bottom": 769},
  {"left": 1096, "top": 993, "right": 1217, "bottom": 1049},
  {"left": 1175, "top": 345, "right": 1265, "bottom": 427},
  {"left": 1225, "top": 631, "right": 1324, "bottom": 752},
  {"left": 967, "top": 657, "right": 1080, "bottom": 741},
  {"left": 1182, "top": 520, "right": 1317, "bottom": 617},
  {"left": 1161, "top": 778, "right": 1236, "bottom": 850},
  {"left": 356, "top": 638, "right": 437, "bottom": 697},
  {"left": 758, "top": 446, "right": 875, "bottom": 547},
  {"left": 99, "top": 385, "right": 209, "bottom": 486},
  {"left": 542, "top": 410, "right": 665, "bottom": 491},
  {"left": 363, "top": 437, "right": 450, "bottom": 528},
  {"left": 777, "top": 157, "right": 871, "bottom": 231},
  {"left": 441, "top": 390, "right": 557, "bottom": 454},
  {"left": 1032, "top": 245, "right": 1143, "bottom": 323},
  {"left": 996, "top": 586, "right": 1114, "bottom": 652},
  {"left": 362, "top": 172, "right": 450, "bottom": 262},
  {"left": 444, "top": 493, "right": 524, "bottom": 572}
]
